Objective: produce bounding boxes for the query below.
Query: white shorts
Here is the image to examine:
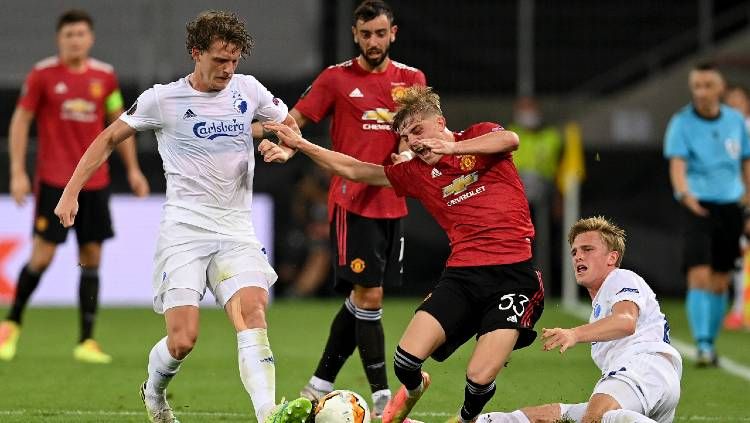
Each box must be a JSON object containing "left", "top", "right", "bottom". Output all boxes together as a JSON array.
[
  {"left": 592, "top": 353, "right": 682, "bottom": 423},
  {"left": 152, "top": 221, "right": 277, "bottom": 313}
]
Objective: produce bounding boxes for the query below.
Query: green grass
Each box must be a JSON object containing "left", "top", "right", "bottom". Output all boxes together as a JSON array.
[{"left": 0, "top": 299, "right": 748, "bottom": 422}]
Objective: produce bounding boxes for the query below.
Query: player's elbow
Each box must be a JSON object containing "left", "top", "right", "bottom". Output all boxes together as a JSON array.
[
  {"left": 619, "top": 315, "right": 637, "bottom": 336},
  {"left": 505, "top": 131, "right": 520, "bottom": 151}
]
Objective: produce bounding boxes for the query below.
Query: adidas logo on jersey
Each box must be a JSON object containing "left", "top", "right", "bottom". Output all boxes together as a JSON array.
[
  {"left": 506, "top": 315, "right": 518, "bottom": 323},
  {"left": 183, "top": 109, "right": 197, "bottom": 119},
  {"left": 349, "top": 88, "right": 364, "bottom": 98},
  {"left": 431, "top": 168, "right": 442, "bottom": 178}
]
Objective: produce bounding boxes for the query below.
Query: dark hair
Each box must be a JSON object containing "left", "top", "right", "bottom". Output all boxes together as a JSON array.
[
  {"left": 185, "top": 10, "right": 254, "bottom": 57},
  {"left": 693, "top": 60, "right": 719, "bottom": 72},
  {"left": 353, "top": 0, "right": 395, "bottom": 25},
  {"left": 57, "top": 9, "right": 93, "bottom": 32}
]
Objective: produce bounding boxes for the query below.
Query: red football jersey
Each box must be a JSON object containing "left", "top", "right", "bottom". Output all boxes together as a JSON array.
[
  {"left": 384, "top": 122, "right": 535, "bottom": 267},
  {"left": 294, "top": 58, "right": 426, "bottom": 220},
  {"left": 18, "top": 56, "right": 120, "bottom": 190}
]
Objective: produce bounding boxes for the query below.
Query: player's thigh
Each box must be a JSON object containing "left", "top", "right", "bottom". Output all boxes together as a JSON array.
[
  {"left": 466, "top": 328, "right": 519, "bottom": 383},
  {"left": 207, "top": 240, "right": 277, "bottom": 309},
  {"left": 152, "top": 232, "right": 214, "bottom": 314},
  {"left": 74, "top": 187, "right": 114, "bottom": 245},
  {"left": 398, "top": 310, "right": 447, "bottom": 359}
]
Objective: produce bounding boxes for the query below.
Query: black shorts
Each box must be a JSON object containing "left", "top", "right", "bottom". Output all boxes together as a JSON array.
[
  {"left": 417, "top": 260, "right": 544, "bottom": 362},
  {"left": 330, "top": 205, "right": 403, "bottom": 293},
  {"left": 33, "top": 182, "right": 114, "bottom": 245},
  {"left": 681, "top": 202, "right": 743, "bottom": 272}
]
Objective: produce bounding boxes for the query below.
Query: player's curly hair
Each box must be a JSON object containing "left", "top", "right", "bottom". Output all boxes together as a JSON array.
[
  {"left": 185, "top": 10, "right": 254, "bottom": 57},
  {"left": 568, "top": 216, "right": 626, "bottom": 267},
  {"left": 391, "top": 86, "right": 442, "bottom": 133}
]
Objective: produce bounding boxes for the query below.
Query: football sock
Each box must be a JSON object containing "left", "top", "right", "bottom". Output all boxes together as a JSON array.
[
  {"left": 559, "top": 403, "right": 587, "bottom": 421},
  {"left": 7, "top": 265, "right": 43, "bottom": 324},
  {"left": 601, "top": 409, "right": 657, "bottom": 423},
  {"left": 79, "top": 267, "right": 99, "bottom": 342},
  {"left": 353, "top": 304, "right": 388, "bottom": 392},
  {"left": 460, "top": 377, "right": 496, "bottom": 421},
  {"left": 313, "top": 298, "right": 357, "bottom": 382},
  {"left": 686, "top": 288, "right": 712, "bottom": 350},
  {"left": 237, "top": 328, "right": 276, "bottom": 422},
  {"left": 307, "top": 376, "right": 335, "bottom": 393},
  {"left": 393, "top": 345, "right": 424, "bottom": 392},
  {"left": 146, "top": 337, "right": 183, "bottom": 395},
  {"left": 474, "top": 410, "right": 530, "bottom": 423},
  {"left": 708, "top": 291, "right": 728, "bottom": 343}
]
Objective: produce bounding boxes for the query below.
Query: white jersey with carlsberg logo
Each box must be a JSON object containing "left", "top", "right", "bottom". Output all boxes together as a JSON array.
[
  {"left": 589, "top": 268, "right": 682, "bottom": 372},
  {"left": 119, "top": 74, "right": 288, "bottom": 238}
]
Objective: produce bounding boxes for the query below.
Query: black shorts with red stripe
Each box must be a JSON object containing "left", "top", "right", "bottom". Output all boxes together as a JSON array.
[
  {"left": 330, "top": 205, "right": 403, "bottom": 293},
  {"left": 417, "top": 259, "right": 545, "bottom": 362}
]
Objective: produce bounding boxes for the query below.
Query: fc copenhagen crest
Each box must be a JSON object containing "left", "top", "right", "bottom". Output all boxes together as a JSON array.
[
  {"left": 350, "top": 258, "right": 366, "bottom": 273},
  {"left": 459, "top": 155, "right": 477, "bottom": 171}
]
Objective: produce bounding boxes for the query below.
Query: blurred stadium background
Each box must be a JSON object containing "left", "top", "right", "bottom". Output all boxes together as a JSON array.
[{"left": 1, "top": 1, "right": 750, "bottom": 421}]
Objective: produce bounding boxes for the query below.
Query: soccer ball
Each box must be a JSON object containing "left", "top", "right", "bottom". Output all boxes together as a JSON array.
[{"left": 314, "top": 390, "right": 371, "bottom": 423}]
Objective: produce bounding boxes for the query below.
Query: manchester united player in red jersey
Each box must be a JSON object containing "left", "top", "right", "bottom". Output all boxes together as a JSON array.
[
  {"left": 261, "top": 85, "right": 544, "bottom": 423},
  {"left": 263, "top": 0, "right": 426, "bottom": 416},
  {"left": 0, "top": 9, "right": 149, "bottom": 364}
]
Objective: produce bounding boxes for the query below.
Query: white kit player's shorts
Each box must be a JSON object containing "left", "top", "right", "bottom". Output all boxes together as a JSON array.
[
  {"left": 152, "top": 221, "right": 277, "bottom": 313},
  {"left": 592, "top": 352, "right": 682, "bottom": 422}
]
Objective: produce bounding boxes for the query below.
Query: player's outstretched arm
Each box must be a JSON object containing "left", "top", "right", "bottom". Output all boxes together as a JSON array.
[
  {"left": 55, "top": 120, "right": 137, "bottom": 227},
  {"left": 421, "top": 129, "right": 519, "bottom": 155},
  {"left": 262, "top": 122, "right": 391, "bottom": 187},
  {"left": 542, "top": 300, "right": 639, "bottom": 354}
]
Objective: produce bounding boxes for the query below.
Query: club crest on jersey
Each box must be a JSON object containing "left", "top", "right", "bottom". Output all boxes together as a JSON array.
[
  {"left": 89, "top": 80, "right": 104, "bottom": 99},
  {"left": 593, "top": 303, "right": 602, "bottom": 318},
  {"left": 193, "top": 119, "right": 245, "bottom": 140},
  {"left": 459, "top": 155, "right": 477, "bottom": 171},
  {"left": 350, "top": 258, "right": 366, "bottom": 273},
  {"left": 391, "top": 85, "right": 407, "bottom": 101},
  {"left": 442, "top": 171, "right": 478, "bottom": 198},
  {"left": 233, "top": 98, "right": 248, "bottom": 114}
]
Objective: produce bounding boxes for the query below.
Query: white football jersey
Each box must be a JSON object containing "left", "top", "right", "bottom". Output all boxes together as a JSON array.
[
  {"left": 589, "top": 268, "right": 681, "bottom": 371},
  {"left": 120, "top": 74, "right": 287, "bottom": 237}
]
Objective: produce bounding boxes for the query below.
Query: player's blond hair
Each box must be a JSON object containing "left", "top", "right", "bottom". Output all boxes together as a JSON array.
[
  {"left": 186, "top": 10, "right": 254, "bottom": 57},
  {"left": 568, "top": 216, "right": 626, "bottom": 266},
  {"left": 392, "top": 86, "right": 442, "bottom": 133}
]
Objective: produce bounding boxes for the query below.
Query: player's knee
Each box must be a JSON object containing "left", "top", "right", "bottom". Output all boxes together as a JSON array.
[
  {"left": 465, "top": 369, "right": 496, "bottom": 386},
  {"left": 240, "top": 301, "right": 267, "bottom": 329},
  {"left": 351, "top": 286, "right": 383, "bottom": 309},
  {"left": 168, "top": 331, "right": 198, "bottom": 359}
]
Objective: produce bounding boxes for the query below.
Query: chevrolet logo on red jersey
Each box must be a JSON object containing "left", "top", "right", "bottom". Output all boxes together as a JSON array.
[
  {"left": 361, "top": 108, "right": 394, "bottom": 123},
  {"left": 442, "top": 172, "right": 478, "bottom": 197}
]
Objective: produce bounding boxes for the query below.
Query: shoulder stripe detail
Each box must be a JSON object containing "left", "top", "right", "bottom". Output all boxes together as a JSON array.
[
  {"left": 391, "top": 61, "right": 420, "bottom": 73},
  {"left": 87, "top": 58, "right": 115, "bottom": 73},
  {"left": 328, "top": 59, "right": 353, "bottom": 69},
  {"left": 33, "top": 56, "right": 59, "bottom": 70}
]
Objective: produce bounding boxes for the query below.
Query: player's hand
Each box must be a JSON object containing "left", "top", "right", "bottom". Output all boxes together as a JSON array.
[
  {"left": 681, "top": 194, "right": 709, "bottom": 217},
  {"left": 10, "top": 171, "right": 31, "bottom": 206},
  {"left": 420, "top": 138, "right": 457, "bottom": 155},
  {"left": 128, "top": 169, "right": 150, "bottom": 197},
  {"left": 54, "top": 194, "right": 79, "bottom": 228},
  {"left": 541, "top": 327, "right": 577, "bottom": 354},
  {"left": 263, "top": 122, "right": 305, "bottom": 150},
  {"left": 390, "top": 150, "right": 415, "bottom": 164},
  {"left": 258, "top": 139, "right": 291, "bottom": 163}
]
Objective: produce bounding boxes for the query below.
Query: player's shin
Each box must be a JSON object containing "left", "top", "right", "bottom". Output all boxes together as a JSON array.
[
  {"left": 237, "top": 328, "right": 276, "bottom": 421},
  {"left": 146, "top": 337, "right": 183, "bottom": 395},
  {"left": 458, "top": 378, "right": 496, "bottom": 422}
]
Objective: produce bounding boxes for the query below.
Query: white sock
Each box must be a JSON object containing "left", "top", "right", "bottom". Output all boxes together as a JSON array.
[
  {"left": 560, "top": 402, "right": 587, "bottom": 422},
  {"left": 146, "top": 337, "right": 182, "bottom": 397},
  {"left": 238, "top": 328, "right": 276, "bottom": 422},
  {"left": 602, "top": 409, "right": 658, "bottom": 423},
  {"left": 309, "top": 375, "right": 335, "bottom": 392},
  {"left": 475, "top": 410, "right": 530, "bottom": 423}
]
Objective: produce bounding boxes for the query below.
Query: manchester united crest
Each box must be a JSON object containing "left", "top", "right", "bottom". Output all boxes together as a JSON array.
[
  {"left": 459, "top": 155, "right": 476, "bottom": 171},
  {"left": 350, "top": 258, "right": 366, "bottom": 273},
  {"left": 391, "top": 85, "right": 407, "bottom": 102},
  {"left": 89, "top": 81, "right": 104, "bottom": 99}
]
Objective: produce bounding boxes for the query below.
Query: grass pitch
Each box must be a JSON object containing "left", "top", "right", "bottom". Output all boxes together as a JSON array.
[{"left": 0, "top": 299, "right": 748, "bottom": 422}]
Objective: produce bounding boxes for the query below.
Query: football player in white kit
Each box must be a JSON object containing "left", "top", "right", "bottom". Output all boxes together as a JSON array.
[
  {"left": 54, "top": 10, "right": 311, "bottom": 423},
  {"left": 473, "top": 217, "right": 682, "bottom": 423}
]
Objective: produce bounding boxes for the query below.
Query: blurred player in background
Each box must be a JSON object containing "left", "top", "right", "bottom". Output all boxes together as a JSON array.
[
  {"left": 262, "top": 0, "right": 426, "bottom": 416},
  {"left": 54, "top": 10, "right": 310, "bottom": 423},
  {"left": 0, "top": 9, "right": 149, "bottom": 364},
  {"left": 663, "top": 62, "right": 750, "bottom": 366},
  {"left": 262, "top": 85, "right": 544, "bottom": 423},
  {"left": 723, "top": 84, "right": 750, "bottom": 331},
  {"left": 474, "top": 217, "right": 681, "bottom": 423}
]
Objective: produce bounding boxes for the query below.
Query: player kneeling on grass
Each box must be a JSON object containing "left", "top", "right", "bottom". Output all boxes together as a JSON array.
[
  {"left": 475, "top": 217, "right": 682, "bottom": 423},
  {"left": 53, "top": 10, "right": 311, "bottom": 423},
  {"left": 261, "top": 85, "right": 544, "bottom": 423}
]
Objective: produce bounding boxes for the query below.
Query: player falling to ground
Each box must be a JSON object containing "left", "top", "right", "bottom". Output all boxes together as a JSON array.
[
  {"left": 53, "top": 10, "right": 310, "bottom": 423},
  {"left": 663, "top": 61, "right": 750, "bottom": 366},
  {"left": 252, "top": 1, "right": 426, "bottom": 416},
  {"left": 474, "top": 217, "right": 682, "bottom": 423},
  {"left": 261, "top": 85, "right": 544, "bottom": 423},
  {"left": 0, "top": 9, "right": 149, "bottom": 364}
]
